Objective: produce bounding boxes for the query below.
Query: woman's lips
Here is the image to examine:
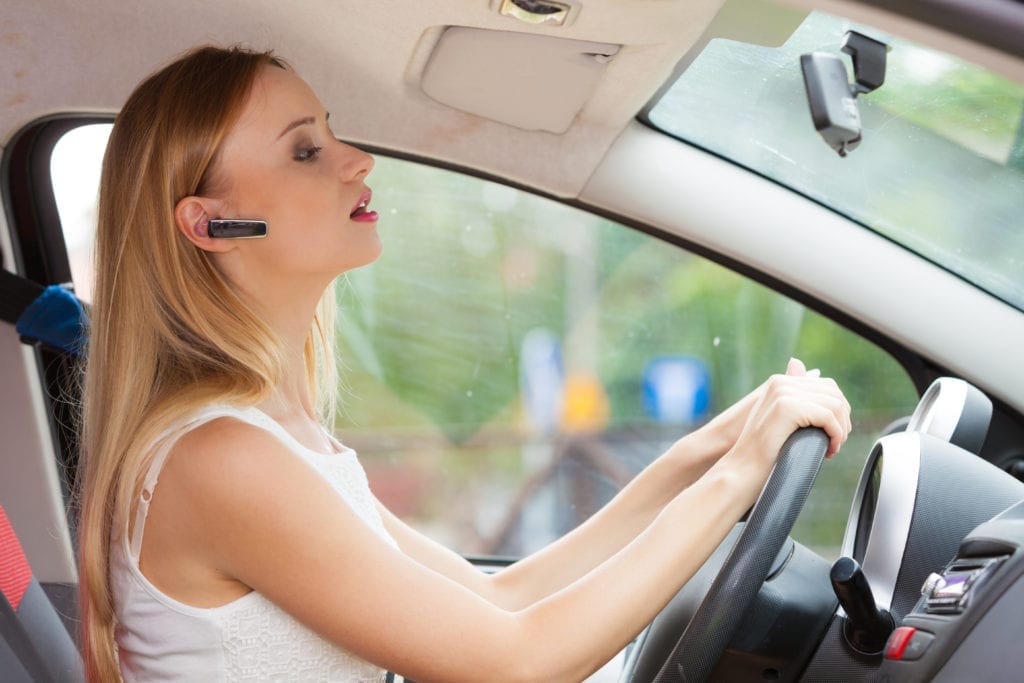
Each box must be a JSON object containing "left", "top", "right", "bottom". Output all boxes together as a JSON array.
[{"left": 350, "top": 189, "right": 379, "bottom": 223}]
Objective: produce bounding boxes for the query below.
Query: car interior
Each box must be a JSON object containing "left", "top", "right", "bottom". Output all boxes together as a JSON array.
[{"left": 2, "top": 0, "right": 1024, "bottom": 681}]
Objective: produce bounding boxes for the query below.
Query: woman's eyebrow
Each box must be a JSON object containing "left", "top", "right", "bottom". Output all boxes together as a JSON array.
[
  {"left": 277, "top": 116, "right": 316, "bottom": 140},
  {"left": 277, "top": 112, "right": 331, "bottom": 140}
]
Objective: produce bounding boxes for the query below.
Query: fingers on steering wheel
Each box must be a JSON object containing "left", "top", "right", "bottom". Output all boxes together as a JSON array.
[
  {"left": 781, "top": 374, "right": 853, "bottom": 443},
  {"left": 806, "top": 401, "right": 847, "bottom": 458},
  {"left": 774, "top": 386, "right": 850, "bottom": 457}
]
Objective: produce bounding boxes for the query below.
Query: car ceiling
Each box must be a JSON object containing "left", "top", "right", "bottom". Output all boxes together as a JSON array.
[
  {"left": 3, "top": 0, "right": 731, "bottom": 198},
  {"left": 3, "top": 0, "right": 1023, "bottom": 199}
]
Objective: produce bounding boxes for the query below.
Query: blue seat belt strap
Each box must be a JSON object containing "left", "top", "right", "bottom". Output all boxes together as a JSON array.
[{"left": 0, "top": 270, "right": 86, "bottom": 356}]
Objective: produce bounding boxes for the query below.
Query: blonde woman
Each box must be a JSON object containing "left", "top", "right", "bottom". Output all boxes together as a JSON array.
[{"left": 77, "top": 46, "right": 851, "bottom": 682}]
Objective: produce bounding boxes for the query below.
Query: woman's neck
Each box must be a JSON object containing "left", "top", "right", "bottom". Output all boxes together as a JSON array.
[
  {"left": 216, "top": 258, "right": 334, "bottom": 421},
  {"left": 257, "top": 290, "right": 322, "bottom": 421}
]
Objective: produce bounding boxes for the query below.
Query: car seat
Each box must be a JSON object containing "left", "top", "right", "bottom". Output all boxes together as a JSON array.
[{"left": 0, "top": 504, "right": 83, "bottom": 682}]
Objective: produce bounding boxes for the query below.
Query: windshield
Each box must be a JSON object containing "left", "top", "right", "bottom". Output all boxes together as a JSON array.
[{"left": 648, "top": 10, "right": 1024, "bottom": 312}]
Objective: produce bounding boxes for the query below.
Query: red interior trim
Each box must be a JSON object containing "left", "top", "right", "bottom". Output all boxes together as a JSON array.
[{"left": 0, "top": 506, "right": 33, "bottom": 611}]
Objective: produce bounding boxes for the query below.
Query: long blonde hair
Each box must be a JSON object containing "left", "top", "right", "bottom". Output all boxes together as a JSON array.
[{"left": 76, "top": 45, "right": 337, "bottom": 681}]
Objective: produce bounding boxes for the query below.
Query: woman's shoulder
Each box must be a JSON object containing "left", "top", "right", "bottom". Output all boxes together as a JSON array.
[
  {"left": 131, "top": 404, "right": 278, "bottom": 507},
  {"left": 168, "top": 407, "right": 288, "bottom": 473},
  {"left": 150, "top": 408, "right": 326, "bottom": 545},
  {"left": 161, "top": 404, "right": 352, "bottom": 508},
  {"left": 150, "top": 404, "right": 383, "bottom": 575},
  {"left": 133, "top": 407, "right": 336, "bottom": 610}
]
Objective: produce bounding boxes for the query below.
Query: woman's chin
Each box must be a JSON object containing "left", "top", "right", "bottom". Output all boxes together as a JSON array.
[{"left": 334, "top": 240, "right": 383, "bottom": 277}]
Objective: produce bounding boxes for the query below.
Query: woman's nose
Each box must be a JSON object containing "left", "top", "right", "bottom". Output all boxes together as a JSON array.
[{"left": 338, "top": 142, "right": 374, "bottom": 182}]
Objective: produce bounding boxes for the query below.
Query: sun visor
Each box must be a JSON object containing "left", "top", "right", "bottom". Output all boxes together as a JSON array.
[{"left": 421, "top": 27, "right": 620, "bottom": 134}]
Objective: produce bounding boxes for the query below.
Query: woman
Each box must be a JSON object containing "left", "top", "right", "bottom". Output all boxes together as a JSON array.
[{"left": 77, "top": 45, "right": 851, "bottom": 682}]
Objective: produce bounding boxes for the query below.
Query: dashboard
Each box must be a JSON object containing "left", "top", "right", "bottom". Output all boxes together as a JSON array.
[
  {"left": 620, "top": 377, "right": 1024, "bottom": 682},
  {"left": 804, "top": 378, "right": 1024, "bottom": 680}
]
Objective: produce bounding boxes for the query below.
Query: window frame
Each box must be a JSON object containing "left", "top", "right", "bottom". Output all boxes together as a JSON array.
[{"left": 2, "top": 115, "right": 111, "bottom": 504}]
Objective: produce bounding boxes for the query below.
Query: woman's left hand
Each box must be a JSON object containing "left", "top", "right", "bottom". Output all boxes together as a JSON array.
[
  {"left": 700, "top": 358, "right": 819, "bottom": 454},
  {"left": 659, "top": 358, "right": 833, "bottom": 496}
]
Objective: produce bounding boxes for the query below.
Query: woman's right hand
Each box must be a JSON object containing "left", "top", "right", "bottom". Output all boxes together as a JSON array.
[{"left": 718, "top": 360, "right": 852, "bottom": 492}]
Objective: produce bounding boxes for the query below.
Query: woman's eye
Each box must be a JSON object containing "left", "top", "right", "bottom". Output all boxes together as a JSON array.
[{"left": 294, "top": 145, "right": 323, "bottom": 162}]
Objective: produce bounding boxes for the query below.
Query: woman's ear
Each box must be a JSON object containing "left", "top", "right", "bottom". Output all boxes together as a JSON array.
[{"left": 174, "top": 196, "right": 235, "bottom": 253}]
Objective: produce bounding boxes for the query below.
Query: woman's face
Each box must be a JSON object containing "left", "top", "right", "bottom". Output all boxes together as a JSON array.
[{"left": 207, "top": 65, "right": 380, "bottom": 294}]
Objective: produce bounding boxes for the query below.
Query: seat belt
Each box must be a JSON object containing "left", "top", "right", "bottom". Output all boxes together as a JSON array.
[{"left": 0, "top": 269, "right": 86, "bottom": 356}]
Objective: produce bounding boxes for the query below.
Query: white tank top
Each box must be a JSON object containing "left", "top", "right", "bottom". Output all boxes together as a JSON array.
[{"left": 110, "top": 404, "right": 395, "bottom": 682}]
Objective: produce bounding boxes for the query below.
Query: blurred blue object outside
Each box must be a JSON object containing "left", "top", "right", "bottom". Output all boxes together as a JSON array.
[
  {"left": 643, "top": 355, "right": 711, "bottom": 425},
  {"left": 520, "top": 328, "right": 564, "bottom": 435}
]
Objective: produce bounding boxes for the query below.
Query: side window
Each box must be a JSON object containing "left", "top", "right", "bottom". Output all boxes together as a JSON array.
[
  {"left": 343, "top": 157, "right": 918, "bottom": 558},
  {"left": 52, "top": 124, "right": 919, "bottom": 560},
  {"left": 51, "top": 123, "right": 111, "bottom": 304}
]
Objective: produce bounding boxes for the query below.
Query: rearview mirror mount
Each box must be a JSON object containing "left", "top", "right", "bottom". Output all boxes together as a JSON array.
[{"left": 801, "top": 31, "right": 888, "bottom": 157}]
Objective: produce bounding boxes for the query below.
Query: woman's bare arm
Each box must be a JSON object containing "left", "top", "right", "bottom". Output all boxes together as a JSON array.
[
  {"left": 376, "top": 362, "right": 847, "bottom": 611},
  {"left": 150, "top": 372, "right": 849, "bottom": 682},
  {"left": 375, "top": 422, "right": 728, "bottom": 611}
]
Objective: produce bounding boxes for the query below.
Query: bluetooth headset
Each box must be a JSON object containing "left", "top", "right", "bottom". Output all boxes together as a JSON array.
[{"left": 207, "top": 219, "right": 268, "bottom": 239}]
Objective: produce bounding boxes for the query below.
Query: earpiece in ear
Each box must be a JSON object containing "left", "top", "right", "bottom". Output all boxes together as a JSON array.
[{"left": 207, "top": 219, "right": 268, "bottom": 239}]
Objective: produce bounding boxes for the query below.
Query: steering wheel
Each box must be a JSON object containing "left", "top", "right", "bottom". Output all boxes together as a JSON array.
[{"left": 634, "top": 427, "right": 830, "bottom": 683}]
